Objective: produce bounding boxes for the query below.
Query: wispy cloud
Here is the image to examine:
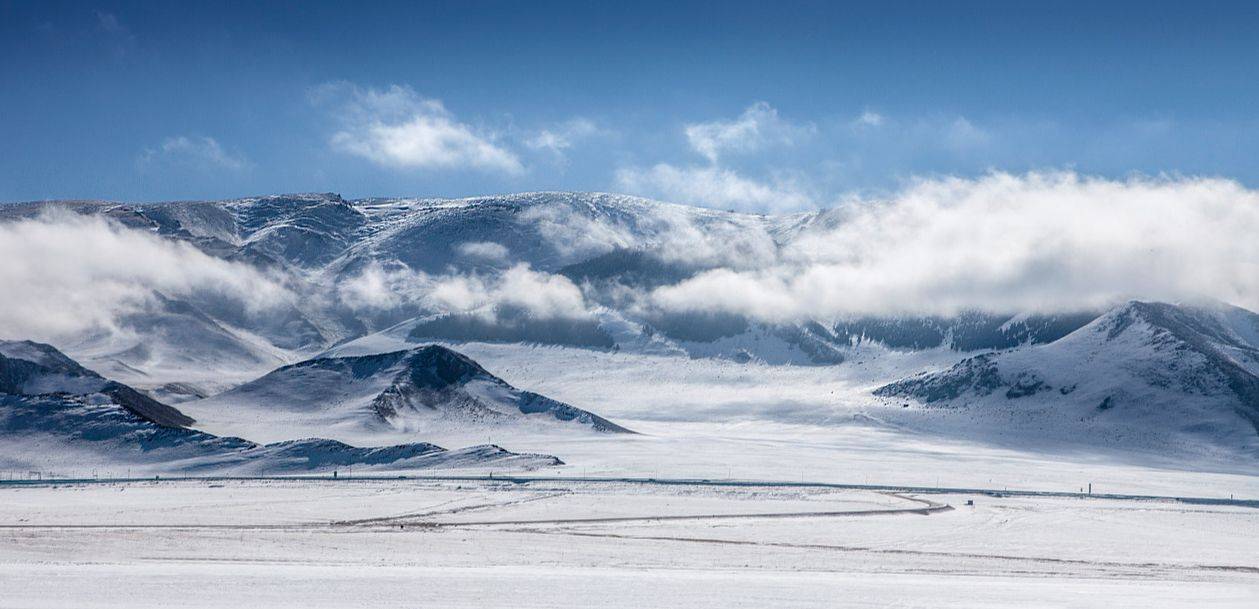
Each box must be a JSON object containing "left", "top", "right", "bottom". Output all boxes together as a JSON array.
[
  {"left": 617, "top": 106, "right": 1009, "bottom": 212},
  {"left": 526, "top": 118, "right": 601, "bottom": 155},
  {"left": 684, "top": 101, "right": 813, "bottom": 163},
  {"left": 94, "top": 11, "right": 128, "bottom": 36},
  {"left": 615, "top": 164, "right": 813, "bottom": 213},
  {"left": 139, "top": 136, "right": 250, "bottom": 172},
  {"left": 617, "top": 102, "right": 817, "bottom": 212},
  {"left": 851, "top": 110, "right": 885, "bottom": 128},
  {"left": 315, "top": 83, "right": 523, "bottom": 174},
  {"left": 93, "top": 10, "right": 136, "bottom": 55},
  {"left": 943, "top": 117, "right": 990, "bottom": 150}
]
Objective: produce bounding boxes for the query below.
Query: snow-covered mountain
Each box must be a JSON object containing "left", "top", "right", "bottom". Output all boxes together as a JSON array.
[
  {"left": 0, "top": 192, "right": 1105, "bottom": 372},
  {"left": 182, "top": 344, "right": 631, "bottom": 444},
  {"left": 875, "top": 301, "right": 1259, "bottom": 456},
  {"left": 0, "top": 340, "right": 561, "bottom": 474},
  {"left": 5, "top": 192, "right": 1259, "bottom": 463}
]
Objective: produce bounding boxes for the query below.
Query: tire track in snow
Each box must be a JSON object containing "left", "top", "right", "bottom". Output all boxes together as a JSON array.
[
  {"left": 334, "top": 490, "right": 571, "bottom": 526},
  {"left": 411, "top": 493, "right": 950, "bottom": 527},
  {"left": 525, "top": 528, "right": 1259, "bottom": 577}
]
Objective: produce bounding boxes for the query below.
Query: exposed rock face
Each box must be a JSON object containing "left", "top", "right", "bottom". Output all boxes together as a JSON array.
[{"left": 188, "top": 344, "right": 633, "bottom": 436}]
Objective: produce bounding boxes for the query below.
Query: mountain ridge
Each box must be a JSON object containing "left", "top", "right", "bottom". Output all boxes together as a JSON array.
[
  {"left": 874, "top": 300, "right": 1259, "bottom": 454},
  {"left": 0, "top": 340, "right": 562, "bottom": 474},
  {"left": 182, "top": 343, "right": 632, "bottom": 444}
]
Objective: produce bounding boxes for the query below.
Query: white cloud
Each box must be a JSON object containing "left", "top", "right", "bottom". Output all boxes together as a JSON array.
[
  {"left": 616, "top": 102, "right": 818, "bottom": 213},
  {"left": 318, "top": 83, "right": 523, "bottom": 174},
  {"left": 437, "top": 264, "right": 590, "bottom": 320},
  {"left": 526, "top": 118, "right": 600, "bottom": 154},
  {"left": 944, "top": 117, "right": 990, "bottom": 150},
  {"left": 517, "top": 202, "right": 642, "bottom": 260},
  {"left": 336, "top": 171, "right": 1259, "bottom": 328},
  {"left": 648, "top": 172, "right": 1259, "bottom": 321},
  {"left": 615, "top": 164, "right": 814, "bottom": 213},
  {"left": 512, "top": 193, "right": 780, "bottom": 269},
  {"left": 852, "top": 110, "right": 885, "bottom": 128},
  {"left": 140, "top": 136, "right": 249, "bottom": 172},
  {"left": 684, "top": 102, "right": 813, "bottom": 163},
  {"left": 337, "top": 260, "right": 593, "bottom": 321},
  {"left": 335, "top": 262, "right": 408, "bottom": 311},
  {"left": 0, "top": 211, "right": 292, "bottom": 342},
  {"left": 457, "top": 241, "right": 511, "bottom": 265}
]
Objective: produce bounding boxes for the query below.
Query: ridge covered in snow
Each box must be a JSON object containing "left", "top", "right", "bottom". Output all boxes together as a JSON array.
[
  {"left": 0, "top": 340, "right": 561, "bottom": 474},
  {"left": 4, "top": 192, "right": 1259, "bottom": 464},
  {"left": 182, "top": 344, "right": 631, "bottom": 444},
  {"left": 875, "top": 301, "right": 1259, "bottom": 456}
]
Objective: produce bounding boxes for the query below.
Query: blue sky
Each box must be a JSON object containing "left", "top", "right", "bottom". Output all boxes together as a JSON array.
[{"left": 3, "top": 0, "right": 1259, "bottom": 210}]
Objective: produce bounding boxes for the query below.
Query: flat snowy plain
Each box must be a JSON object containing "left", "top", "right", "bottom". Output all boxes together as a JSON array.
[{"left": 0, "top": 478, "right": 1256, "bottom": 608}]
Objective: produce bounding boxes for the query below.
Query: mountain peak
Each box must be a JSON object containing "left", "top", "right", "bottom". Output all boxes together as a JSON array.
[
  {"left": 183, "top": 343, "right": 632, "bottom": 441},
  {"left": 1096, "top": 300, "right": 1259, "bottom": 352},
  {"left": 0, "top": 339, "right": 94, "bottom": 375},
  {"left": 398, "top": 345, "right": 490, "bottom": 389}
]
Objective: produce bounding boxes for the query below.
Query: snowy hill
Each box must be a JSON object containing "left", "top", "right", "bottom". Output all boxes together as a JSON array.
[
  {"left": 874, "top": 301, "right": 1259, "bottom": 455},
  {"left": 0, "top": 340, "right": 561, "bottom": 475},
  {"left": 182, "top": 344, "right": 632, "bottom": 443}
]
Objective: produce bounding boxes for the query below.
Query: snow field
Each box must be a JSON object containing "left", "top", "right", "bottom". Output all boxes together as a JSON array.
[{"left": 0, "top": 479, "right": 1255, "bottom": 608}]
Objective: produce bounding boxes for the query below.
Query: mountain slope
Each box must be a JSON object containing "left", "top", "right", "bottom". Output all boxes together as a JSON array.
[
  {"left": 183, "top": 344, "right": 632, "bottom": 443},
  {"left": 0, "top": 340, "right": 561, "bottom": 475},
  {"left": 58, "top": 293, "right": 295, "bottom": 401},
  {"left": 1, "top": 339, "right": 194, "bottom": 426},
  {"left": 874, "top": 301, "right": 1259, "bottom": 456}
]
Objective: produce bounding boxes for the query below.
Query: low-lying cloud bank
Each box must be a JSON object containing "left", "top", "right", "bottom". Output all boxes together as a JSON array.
[
  {"left": 337, "top": 261, "right": 593, "bottom": 322},
  {"left": 333, "top": 171, "right": 1259, "bottom": 328},
  {"left": 5, "top": 172, "right": 1258, "bottom": 349},
  {"left": 0, "top": 211, "right": 293, "bottom": 342},
  {"left": 650, "top": 172, "right": 1259, "bottom": 320},
  {"left": 329, "top": 172, "right": 1259, "bottom": 327}
]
